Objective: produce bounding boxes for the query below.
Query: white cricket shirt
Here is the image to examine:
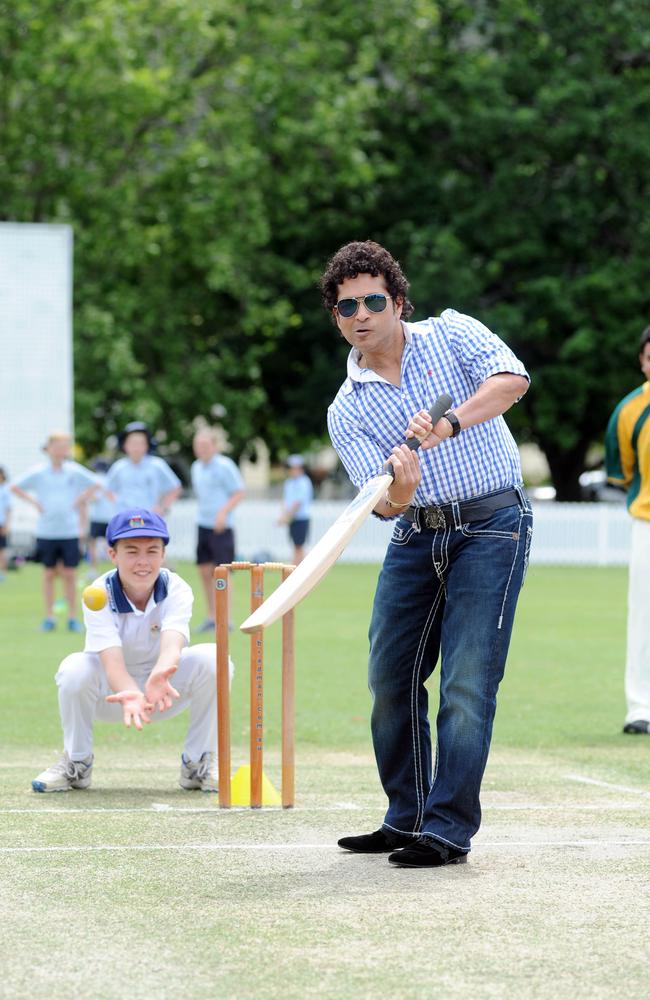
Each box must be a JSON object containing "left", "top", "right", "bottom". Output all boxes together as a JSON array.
[{"left": 83, "top": 569, "right": 193, "bottom": 668}]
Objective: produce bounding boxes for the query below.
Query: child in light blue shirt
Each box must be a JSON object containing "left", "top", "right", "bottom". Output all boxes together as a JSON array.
[
  {"left": 11, "top": 433, "right": 98, "bottom": 631},
  {"left": 107, "top": 422, "right": 181, "bottom": 512},
  {"left": 191, "top": 428, "right": 245, "bottom": 630},
  {"left": 279, "top": 455, "right": 313, "bottom": 564}
]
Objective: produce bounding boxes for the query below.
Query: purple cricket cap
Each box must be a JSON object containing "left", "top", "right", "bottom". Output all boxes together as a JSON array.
[{"left": 106, "top": 508, "right": 170, "bottom": 546}]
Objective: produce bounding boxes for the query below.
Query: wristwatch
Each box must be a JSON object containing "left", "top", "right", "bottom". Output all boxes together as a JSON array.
[{"left": 442, "top": 410, "right": 461, "bottom": 438}]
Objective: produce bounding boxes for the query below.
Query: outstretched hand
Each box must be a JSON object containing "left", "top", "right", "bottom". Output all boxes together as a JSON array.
[
  {"left": 105, "top": 689, "right": 154, "bottom": 730},
  {"left": 144, "top": 665, "right": 180, "bottom": 713}
]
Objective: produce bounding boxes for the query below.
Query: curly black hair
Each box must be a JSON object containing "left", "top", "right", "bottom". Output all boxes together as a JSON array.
[{"left": 319, "top": 240, "right": 414, "bottom": 320}]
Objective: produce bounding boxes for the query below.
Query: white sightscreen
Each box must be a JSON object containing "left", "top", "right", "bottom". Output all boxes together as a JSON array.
[{"left": 0, "top": 223, "right": 73, "bottom": 481}]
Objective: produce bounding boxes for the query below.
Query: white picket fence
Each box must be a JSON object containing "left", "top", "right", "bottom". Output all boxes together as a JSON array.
[{"left": 9, "top": 498, "right": 631, "bottom": 567}]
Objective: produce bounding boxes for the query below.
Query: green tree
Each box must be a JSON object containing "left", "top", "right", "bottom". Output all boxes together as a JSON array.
[{"left": 3, "top": 0, "right": 650, "bottom": 499}]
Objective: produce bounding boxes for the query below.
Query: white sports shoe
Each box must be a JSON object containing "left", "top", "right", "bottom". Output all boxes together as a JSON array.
[
  {"left": 32, "top": 752, "right": 94, "bottom": 793},
  {"left": 179, "top": 752, "right": 218, "bottom": 792}
]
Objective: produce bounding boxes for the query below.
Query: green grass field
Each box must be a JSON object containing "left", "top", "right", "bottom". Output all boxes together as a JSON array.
[{"left": 2, "top": 561, "right": 650, "bottom": 999}]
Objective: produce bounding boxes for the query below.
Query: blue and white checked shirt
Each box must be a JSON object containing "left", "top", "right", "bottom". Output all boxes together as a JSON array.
[{"left": 327, "top": 309, "right": 529, "bottom": 505}]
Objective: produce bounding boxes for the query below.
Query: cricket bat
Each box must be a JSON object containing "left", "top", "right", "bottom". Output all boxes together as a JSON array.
[{"left": 239, "top": 392, "right": 452, "bottom": 633}]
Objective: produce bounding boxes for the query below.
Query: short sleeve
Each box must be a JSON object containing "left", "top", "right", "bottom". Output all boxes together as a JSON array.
[
  {"left": 155, "top": 458, "right": 182, "bottom": 491},
  {"left": 159, "top": 573, "right": 193, "bottom": 644},
  {"left": 442, "top": 309, "right": 529, "bottom": 387},
  {"left": 13, "top": 468, "right": 41, "bottom": 492},
  {"left": 222, "top": 457, "right": 245, "bottom": 492},
  {"left": 106, "top": 461, "right": 121, "bottom": 490},
  {"left": 72, "top": 463, "right": 99, "bottom": 489},
  {"left": 83, "top": 585, "right": 123, "bottom": 653}
]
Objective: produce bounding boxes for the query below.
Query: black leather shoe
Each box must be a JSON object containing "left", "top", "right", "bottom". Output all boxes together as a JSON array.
[
  {"left": 338, "top": 828, "right": 414, "bottom": 853},
  {"left": 623, "top": 720, "right": 650, "bottom": 734},
  {"left": 388, "top": 837, "right": 468, "bottom": 868}
]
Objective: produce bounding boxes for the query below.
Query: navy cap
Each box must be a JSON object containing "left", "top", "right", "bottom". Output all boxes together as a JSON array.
[
  {"left": 106, "top": 508, "right": 170, "bottom": 546},
  {"left": 118, "top": 421, "right": 156, "bottom": 451}
]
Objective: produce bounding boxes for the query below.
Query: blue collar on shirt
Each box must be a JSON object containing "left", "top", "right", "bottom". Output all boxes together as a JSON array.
[{"left": 106, "top": 569, "right": 169, "bottom": 613}]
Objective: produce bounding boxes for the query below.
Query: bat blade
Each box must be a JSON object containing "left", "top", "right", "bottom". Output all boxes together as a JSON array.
[
  {"left": 239, "top": 392, "right": 452, "bottom": 634},
  {"left": 240, "top": 472, "right": 391, "bottom": 633}
]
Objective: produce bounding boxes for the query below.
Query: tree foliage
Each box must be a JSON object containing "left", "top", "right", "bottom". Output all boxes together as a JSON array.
[{"left": 2, "top": 0, "right": 650, "bottom": 495}]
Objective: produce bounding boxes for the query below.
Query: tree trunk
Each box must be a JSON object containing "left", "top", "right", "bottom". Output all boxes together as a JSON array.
[{"left": 542, "top": 443, "right": 590, "bottom": 502}]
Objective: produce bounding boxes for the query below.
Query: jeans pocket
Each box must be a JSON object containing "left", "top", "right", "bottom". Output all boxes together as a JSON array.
[
  {"left": 459, "top": 504, "right": 521, "bottom": 539},
  {"left": 390, "top": 518, "right": 419, "bottom": 546}
]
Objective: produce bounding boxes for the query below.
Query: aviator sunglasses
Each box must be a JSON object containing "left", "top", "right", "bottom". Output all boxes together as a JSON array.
[{"left": 334, "top": 292, "right": 392, "bottom": 318}]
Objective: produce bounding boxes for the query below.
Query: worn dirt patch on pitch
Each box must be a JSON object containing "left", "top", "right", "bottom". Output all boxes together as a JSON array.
[{"left": 2, "top": 745, "right": 650, "bottom": 999}]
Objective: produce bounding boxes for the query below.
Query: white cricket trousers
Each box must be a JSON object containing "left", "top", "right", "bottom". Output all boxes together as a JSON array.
[
  {"left": 625, "top": 518, "right": 650, "bottom": 723},
  {"left": 55, "top": 643, "right": 230, "bottom": 761}
]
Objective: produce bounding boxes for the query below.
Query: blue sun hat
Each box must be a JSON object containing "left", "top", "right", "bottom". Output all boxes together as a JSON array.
[{"left": 106, "top": 508, "right": 170, "bottom": 546}]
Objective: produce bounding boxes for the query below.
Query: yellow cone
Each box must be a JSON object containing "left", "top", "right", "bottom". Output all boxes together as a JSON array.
[{"left": 228, "top": 765, "right": 282, "bottom": 807}]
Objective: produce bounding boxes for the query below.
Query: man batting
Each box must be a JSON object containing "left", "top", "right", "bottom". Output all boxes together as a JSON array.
[{"left": 323, "top": 240, "right": 532, "bottom": 868}]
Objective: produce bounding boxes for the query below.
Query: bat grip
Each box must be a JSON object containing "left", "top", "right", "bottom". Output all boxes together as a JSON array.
[{"left": 382, "top": 392, "right": 453, "bottom": 478}]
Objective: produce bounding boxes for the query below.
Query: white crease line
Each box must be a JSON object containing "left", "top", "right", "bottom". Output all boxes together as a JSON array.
[
  {"left": 566, "top": 774, "right": 650, "bottom": 797},
  {"left": 1, "top": 843, "right": 336, "bottom": 853},
  {"left": 483, "top": 802, "right": 646, "bottom": 811},
  {"left": 1, "top": 801, "right": 648, "bottom": 817},
  {"left": 3, "top": 839, "right": 650, "bottom": 855},
  {"left": 479, "top": 839, "right": 650, "bottom": 847},
  {"left": 0, "top": 805, "right": 363, "bottom": 815}
]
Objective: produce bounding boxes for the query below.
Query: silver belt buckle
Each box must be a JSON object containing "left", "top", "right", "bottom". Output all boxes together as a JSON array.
[{"left": 424, "top": 505, "right": 446, "bottom": 530}]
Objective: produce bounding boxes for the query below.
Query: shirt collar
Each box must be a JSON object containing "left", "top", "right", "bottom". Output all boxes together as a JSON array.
[
  {"left": 106, "top": 569, "right": 169, "bottom": 613},
  {"left": 344, "top": 323, "right": 412, "bottom": 387}
]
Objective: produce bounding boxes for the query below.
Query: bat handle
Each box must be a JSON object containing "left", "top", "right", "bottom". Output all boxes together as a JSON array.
[{"left": 382, "top": 392, "right": 453, "bottom": 478}]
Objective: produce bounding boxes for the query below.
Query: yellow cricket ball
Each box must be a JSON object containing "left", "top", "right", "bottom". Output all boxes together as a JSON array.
[{"left": 82, "top": 585, "right": 107, "bottom": 611}]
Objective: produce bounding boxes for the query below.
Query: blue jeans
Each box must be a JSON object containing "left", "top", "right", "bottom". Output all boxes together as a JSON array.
[{"left": 368, "top": 488, "right": 533, "bottom": 852}]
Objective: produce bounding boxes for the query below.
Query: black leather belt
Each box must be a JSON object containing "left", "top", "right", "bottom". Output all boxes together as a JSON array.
[{"left": 403, "top": 488, "right": 522, "bottom": 530}]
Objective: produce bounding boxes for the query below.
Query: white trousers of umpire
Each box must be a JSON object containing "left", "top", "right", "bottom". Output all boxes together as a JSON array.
[
  {"left": 625, "top": 518, "right": 650, "bottom": 723},
  {"left": 55, "top": 643, "right": 231, "bottom": 761}
]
